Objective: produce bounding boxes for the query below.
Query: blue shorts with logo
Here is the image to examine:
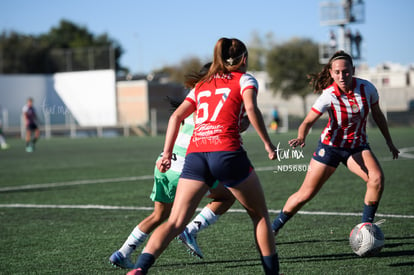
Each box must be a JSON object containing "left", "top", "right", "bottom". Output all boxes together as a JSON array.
[
  {"left": 180, "top": 148, "right": 253, "bottom": 188},
  {"left": 312, "top": 141, "right": 371, "bottom": 168}
]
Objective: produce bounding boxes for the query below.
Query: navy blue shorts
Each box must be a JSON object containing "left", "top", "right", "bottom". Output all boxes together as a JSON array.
[
  {"left": 27, "top": 123, "right": 38, "bottom": 131},
  {"left": 312, "top": 141, "right": 371, "bottom": 168},
  {"left": 180, "top": 148, "right": 253, "bottom": 188}
]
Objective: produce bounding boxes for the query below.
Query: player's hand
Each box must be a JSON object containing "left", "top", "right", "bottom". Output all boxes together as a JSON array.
[
  {"left": 156, "top": 156, "right": 171, "bottom": 173},
  {"left": 289, "top": 138, "right": 305, "bottom": 149},
  {"left": 387, "top": 142, "right": 399, "bottom": 159},
  {"left": 265, "top": 143, "right": 277, "bottom": 160}
]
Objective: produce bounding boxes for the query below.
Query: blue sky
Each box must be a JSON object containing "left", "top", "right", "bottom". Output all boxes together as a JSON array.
[{"left": 1, "top": 0, "right": 413, "bottom": 74}]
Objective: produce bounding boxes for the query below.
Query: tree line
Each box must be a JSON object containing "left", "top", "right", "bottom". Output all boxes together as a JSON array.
[
  {"left": 1, "top": 20, "right": 323, "bottom": 112},
  {"left": 0, "top": 20, "right": 125, "bottom": 74}
]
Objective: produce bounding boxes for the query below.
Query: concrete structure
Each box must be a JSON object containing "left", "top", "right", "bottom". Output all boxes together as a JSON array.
[
  {"left": 1, "top": 62, "right": 412, "bottom": 137},
  {"left": 116, "top": 79, "right": 185, "bottom": 134}
]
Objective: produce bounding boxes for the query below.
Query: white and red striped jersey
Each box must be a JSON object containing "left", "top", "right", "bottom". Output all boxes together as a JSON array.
[
  {"left": 185, "top": 71, "right": 258, "bottom": 153},
  {"left": 311, "top": 78, "right": 379, "bottom": 148}
]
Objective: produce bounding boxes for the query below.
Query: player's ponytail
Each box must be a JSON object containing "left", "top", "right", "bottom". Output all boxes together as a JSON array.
[
  {"left": 199, "top": 38, "right": 248, "bottom": 84},
  {"left": 308, "top": 67, "right": 332, "bottom": 94},
  {"left": 308, "top": 50, "right": 353, "bottom": 93},
  {"left": 184, "top": 62, "right": 212, "bottom": 88}
]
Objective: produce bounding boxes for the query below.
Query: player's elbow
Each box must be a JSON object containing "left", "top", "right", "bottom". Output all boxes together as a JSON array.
[
  {"left": 245, "top": 105, "right": 260, "bottom": 118},
  {"left": 169, "top": 112, "right": 185, "bottom": 125}
]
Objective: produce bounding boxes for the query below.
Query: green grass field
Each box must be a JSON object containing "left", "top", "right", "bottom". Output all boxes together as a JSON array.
[{"left": 1, "top": 127, "right": 413, "bottom": 274}]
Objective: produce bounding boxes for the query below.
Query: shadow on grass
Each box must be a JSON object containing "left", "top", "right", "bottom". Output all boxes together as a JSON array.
[
  {"left": 152, "top": 249, "right": 413, "bottom": 272},
  {"left": 280, "top": 248, "right": 414, "bottom": 264},
  {"left": 389, "top": 261, "right": 414, "bottom": 267},
  {"left": 282, "top": 252, "right": 356, "bottom": 262},
  {"left": 156, "top": 257, "right": 262, "bottom": 268},
  {"left": 276, "top": 235, "right": 414, "bottom": 246},
  {"left": 378, "top": 250, "right": 414, "bottom": 258},
  {"left": 274, "top": 235, "right": 414, "bottom": 263},
  {"left": 140, "top": 235, "right": 414, "bottom": 270},
  {"left": 276, "top": 238, "right": 346, "bottom": 245}
]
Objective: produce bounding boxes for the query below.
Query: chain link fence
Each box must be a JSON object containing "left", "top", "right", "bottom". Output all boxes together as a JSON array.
[
  {"left": 48, "top": 46, "right": 115, "bottom": 73},
  {"left": 0, "top": 46, "right": 116, "bottom": 73}
]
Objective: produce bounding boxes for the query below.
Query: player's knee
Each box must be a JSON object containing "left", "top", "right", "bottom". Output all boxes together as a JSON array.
[
  {"left": 150, "top": 210, "right": 169, "bottom": 223},
  {"left": 245, "top": 207, "right": 268, "bottom": 224},
  {"left": 368, "top": 172, "right": 384, "bottom": 192},
  {"left": 167, "top": 220, "right": 187, "bottom": 235}
]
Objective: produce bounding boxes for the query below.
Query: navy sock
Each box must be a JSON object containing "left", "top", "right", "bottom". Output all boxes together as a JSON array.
[
  {"left": 362, "top": 203, "right": 378, "bottom": 223},
  {"left": 260, "top": 253, "right": 279, "bottom": 275},
  {"left": 272, "top": 210, "right": 292, "bottom": 232},
  {"left": 135, "top": 253, "right": 155, "bottom": 274}
]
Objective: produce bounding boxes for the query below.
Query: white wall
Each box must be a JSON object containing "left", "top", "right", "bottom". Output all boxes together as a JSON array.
[
  {"left": 53, "top": 70, "right": 116, "bottom": 126},
  {"left": 0, "top": 74, "right": 51, "bottom": 126},
  {"left": 0, "top": 70, "right": 116, "bottom": 127}
]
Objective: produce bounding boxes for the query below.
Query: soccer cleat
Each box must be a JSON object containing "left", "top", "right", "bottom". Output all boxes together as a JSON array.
[
  {"left": 127, "top": 268, "right": 145, "bottom": 275},
  {"left": 109, "top": 250, "right": 134, "bottom": 269},
  {"left": 178, "top": 229, "right": 204, "bottom": 259},
  {"left": 26, "top": 146, "right": 33, "bottom": 153}
]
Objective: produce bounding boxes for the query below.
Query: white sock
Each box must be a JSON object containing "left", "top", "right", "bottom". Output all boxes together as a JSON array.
[
  {"left": 186, "top": 207, "right": 219, "bottom": 235},
  {"left": 119, "top": 226, "right": 148, "bottom": 258}
]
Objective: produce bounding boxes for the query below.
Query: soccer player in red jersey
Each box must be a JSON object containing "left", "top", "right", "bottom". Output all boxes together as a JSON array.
[
  {"left": 128, "top": 38, "right": 280, "bottom": 275},
  {"left": 272, "top": 51, "right": 400, "bottom": 234},
  {"left": 109, "top": 64, "right": 237, "bottom": 268}
]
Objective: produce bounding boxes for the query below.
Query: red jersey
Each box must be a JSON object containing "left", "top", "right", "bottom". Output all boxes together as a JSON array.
[
  {"left": 185, "top": 71, "right": 258, "bottom": 153},
  {"left": 311, "top": 78, "right": 379, "bottom": 149}
]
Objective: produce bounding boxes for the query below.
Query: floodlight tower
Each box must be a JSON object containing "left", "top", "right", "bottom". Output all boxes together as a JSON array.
[{"left": 319, "top": 0, "right": 365, "bottom": 64}]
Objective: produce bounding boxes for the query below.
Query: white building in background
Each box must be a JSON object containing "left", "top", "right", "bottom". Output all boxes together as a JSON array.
[
  {"left": 1, "top": 62, "right": 412, "bottom": 137},
  {"left": 356, "top": 63, "right": 414, "bottom": 112},
  {"left": 356, "top": 62, "right": 408, "bottom": 88},
  {"left": 0, "top": 70, "right": 117, "bottom": 128}
]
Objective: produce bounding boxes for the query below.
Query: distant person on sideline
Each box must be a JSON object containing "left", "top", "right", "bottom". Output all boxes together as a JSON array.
[
  {"left": 22, "top": 97, "right": 40, "bottom": 152},
  {"left": 0, "top": 118, "right": 10, "bottom": 150},
  {"left": 270, "top": 105, "right": 280, "bottom": 133}
]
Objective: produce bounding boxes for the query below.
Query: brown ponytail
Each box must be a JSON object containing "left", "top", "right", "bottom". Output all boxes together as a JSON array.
[
  {"left": 199, "top": 38, "right": 248, "bottom": 84},
  {"left": 308, "top": 50, "right": 353, "bottom": 93}
]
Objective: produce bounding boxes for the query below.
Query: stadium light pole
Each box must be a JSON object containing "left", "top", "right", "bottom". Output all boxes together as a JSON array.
[
  {"left": 0, "top": 45, "right": 2, "bottom": 73},
  {"left": 109, "top": 46, "right": 115, "bottom": 70}
]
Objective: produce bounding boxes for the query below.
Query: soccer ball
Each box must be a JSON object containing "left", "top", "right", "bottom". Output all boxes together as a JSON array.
[{"left": 349, "top": 222, "right": 384, "bottom": 257}]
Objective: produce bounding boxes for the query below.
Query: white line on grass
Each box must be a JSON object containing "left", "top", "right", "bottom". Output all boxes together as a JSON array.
[
  {"left": 0, "top": 147, "right": 411, "bottom": 192},
  {"left": 0, "top": 175, "right": 153, "bottom": 192},
  {"left": 0, "top": 170, "right": 279, "bottom": 192},
  {"left": 0, "top": 203, "right": 413, "bottom": 219},
  {"left": 398, "top": 146, "right": 414, "bottom": 159}
]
